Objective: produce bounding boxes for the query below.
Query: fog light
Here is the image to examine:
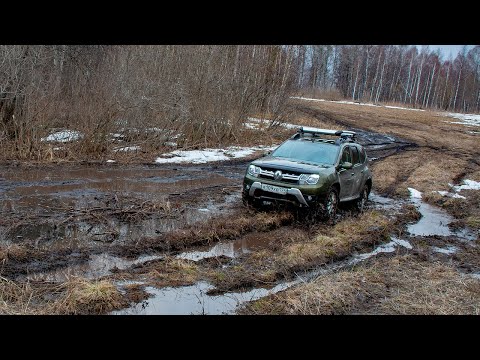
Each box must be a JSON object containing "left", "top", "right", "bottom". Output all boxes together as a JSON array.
[
  {"left": 246, "top": 184, "right": 251, "bottom": 190},
  {"left": 307, "top": 195, "right": 312, "bottom": 201}
]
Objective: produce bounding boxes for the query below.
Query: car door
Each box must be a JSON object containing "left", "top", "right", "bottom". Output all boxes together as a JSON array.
[
  {"left": 338, "top": 146, "right": 354, "bottom": 200},
  {"left": 349, "top": 145, "right": 364, "bottom": 198}
]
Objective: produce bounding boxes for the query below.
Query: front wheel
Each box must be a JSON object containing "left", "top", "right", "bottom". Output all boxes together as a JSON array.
[
  {"left": 355, "top": 184, "right": 369, "bottom": 213},
  {"left": 242, "top": 192, "right": 260, "bottom": 209},
  {"left": 323, "top": 186, "right": 339, "bottom": 221}
]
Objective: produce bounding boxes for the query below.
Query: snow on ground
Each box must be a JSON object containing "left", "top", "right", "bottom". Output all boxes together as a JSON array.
[
  {"left": 408, "top": 187, "right": 423, "bottom": 199},
  {"left": 114, "top": 146, "right": 141, "bottom": 152},
  {"left": 432, "top": 245, "right": 458, "bottom": 255},
  {"left": 437, "top": 191, "right": 466, "bottom": 199},
  {"left": 41, "top": 130, "right": 83, "bottom": 143},
  {"left": 106, "top": 160, "right": 116, "bottom": 163},
  {"left": 451, "top": 179, "right": 480, "bottom": 192},
  {"left": 155, "top": 145, "right": 278, "bottom": 164},
  {"left": 291, "top": 97, "right": 425, "bottom": 111},
  {"left": 246, "top": 117, "right": 300, "bottom": 130},
  {"left": 445, "top": 113, "right": 480, "bottom": 127}
]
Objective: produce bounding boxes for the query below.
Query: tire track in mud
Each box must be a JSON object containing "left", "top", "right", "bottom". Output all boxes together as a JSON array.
[{"left": 0, "top": 164, "right": 248, "bottom": 280}]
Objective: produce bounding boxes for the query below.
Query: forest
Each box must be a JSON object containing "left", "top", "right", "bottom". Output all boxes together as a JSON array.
[{"left": 1, "top": 45, "right": 478, "bottom": 159}]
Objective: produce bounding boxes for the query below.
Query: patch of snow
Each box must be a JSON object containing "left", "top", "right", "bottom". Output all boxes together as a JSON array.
[
  {"left": 106, "top": 160, "right": 116, "bottom": 163},
  {"left": 408, "top": 187, "right": 423, "bottom": 199},
  {"left": 432, "top": 245, "right": 458, "bottom": 255},
  {"left": 41, "top": 130, "right": 83, "bottom": 143},
  {"left": 445, "top": 113, "right": 480, "bottom": 127},
  {"left": 384, "top": 105, "right": 425, "bottom": 111},
  {"left": 114, "top": 146, "right": 141, "bottom": 152},
  {"left": 164, "top": 142, "right": 177, "bottom": 147},
  {"left": 155, "top": 145, "right": 278, "bottom": 164},
  {"left": 452, "top": 179, "right": 480, "bottom": 192},
  {"left": 244, "top": 122, "right": 259, "bottom": 130},
  {"left": 246, "top": 117, "right": 299, "bottom": 130},
  {"left": 437, "top": 191, "right": 466, "bottom": 199},
  {"left": 392, "top": 238, "right": 413, "bottom": 250},
  {"left": 291, "top": 97, "right": 425, "bottom": 111}
]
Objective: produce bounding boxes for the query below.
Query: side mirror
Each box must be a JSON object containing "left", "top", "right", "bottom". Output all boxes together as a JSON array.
[{"left": 340, "top": 162, "right": 353, "bottom": 169}]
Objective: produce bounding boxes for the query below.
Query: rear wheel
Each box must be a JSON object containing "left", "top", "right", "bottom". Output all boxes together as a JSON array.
[
  {"left": 355, "top": 184, "right": 369, "bottom": 213},
  {"left": 323, "top": 186, "right": 339, "bottom": 221}
]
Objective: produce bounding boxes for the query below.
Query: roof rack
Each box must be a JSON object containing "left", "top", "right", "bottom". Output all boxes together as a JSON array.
[{"left": 292, "top": 126, "right": 357, "bottom": 143}]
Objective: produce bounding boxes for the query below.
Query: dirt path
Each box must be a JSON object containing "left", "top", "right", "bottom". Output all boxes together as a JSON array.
[{"left": 1, "top": 101, "right": 479, "bottom": 314}]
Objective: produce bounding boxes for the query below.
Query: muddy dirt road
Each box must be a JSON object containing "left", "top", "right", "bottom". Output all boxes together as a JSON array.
[{"left": 1, "top": 103, "right": 479, "bottom": 314}]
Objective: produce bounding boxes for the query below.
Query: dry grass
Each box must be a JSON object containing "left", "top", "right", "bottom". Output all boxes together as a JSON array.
[
  {"left": 0, "top": 276, "right": 126, "bottom": 315},
  {"left": 466, "top": 216, "right": 480, "bottom": 230},
  {"left": 0, "top": 244, "right": 31, "bottom": 263},
  {"left": 54, "top": 277, "right": 124, "bottom": 314},
  {"left": 370, "top": 149, "right": 469, "bottom": 197},
  {"left": 0, "top": 276, "right": 39, "bottom": 315},
  {"left": 276, "top": 210, "right": 391, "bottom": 270},
  {"left": 291, "top": 98, "right": 479, "bottom": 157},
  {"left": 240, "top": 255, "right": 480, "bottom": 315},
  {"left": 206, "top": 210, "right": 398, "bottom": 293}
]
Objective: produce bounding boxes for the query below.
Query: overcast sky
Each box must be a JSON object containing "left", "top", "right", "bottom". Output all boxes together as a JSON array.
[{"left": 416, "top": 45, "right": 475, "bottom": 59}]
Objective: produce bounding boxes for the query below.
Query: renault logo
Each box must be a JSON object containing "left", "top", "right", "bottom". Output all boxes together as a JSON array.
[{"left": 274, "top": 170, "right": 283, "bottom": 181}]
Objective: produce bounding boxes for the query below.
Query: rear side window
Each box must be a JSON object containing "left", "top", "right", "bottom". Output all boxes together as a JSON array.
[
  {"left": 341, "top": 147, "right": 351, "bottom": 163},
  {"left": 351, "top": 146, "right": 359, "bottom": 164},
  {"left": 358, "top": 146, "right": 366, "bottom": 163}
]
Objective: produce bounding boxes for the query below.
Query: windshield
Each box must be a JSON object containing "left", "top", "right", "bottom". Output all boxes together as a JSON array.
[{"left": 271, "top": 140, "right": 339, "bottom": 165}]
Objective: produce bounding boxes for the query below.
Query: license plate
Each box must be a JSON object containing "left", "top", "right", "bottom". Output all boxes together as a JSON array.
[{"left": 261, "top": 183, "right": 287, "bottom": 195}]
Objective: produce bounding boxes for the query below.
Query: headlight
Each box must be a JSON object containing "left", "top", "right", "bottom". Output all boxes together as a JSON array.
[
  {"left": 299, "top": 174, "right": 320, "bottom": 185},
  {"left": 248, "top": 165, "right": 261, "bottom": 177}
]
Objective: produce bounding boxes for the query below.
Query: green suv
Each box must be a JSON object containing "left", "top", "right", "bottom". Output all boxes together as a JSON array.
[{"left": 242, "top": 126, "right": 372, "bottom": 219}]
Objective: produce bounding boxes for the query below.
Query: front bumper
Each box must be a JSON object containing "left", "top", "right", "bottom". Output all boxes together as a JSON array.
[{"left": 247, "top": 181, "right": 311, "bottom": 207}]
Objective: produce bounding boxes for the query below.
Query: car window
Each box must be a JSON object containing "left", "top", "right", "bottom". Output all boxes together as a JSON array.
[
  {"left": 271, "top": 140, "right": 340, "bottom": 165},
  {"left": 351, "top": 146, "right": 359, "bottom": 165},
  {"left": 341, "top": 147, "right": 351, "bottom": 163},
  {"left": 358, "top": 146, "right": 366, "bottom": 163}
]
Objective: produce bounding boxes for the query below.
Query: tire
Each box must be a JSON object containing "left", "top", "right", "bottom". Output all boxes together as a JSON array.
[
  {"left": 355, "top": 184, "right": 369, "bottom": 213},
  {"left": 323, "top": 186, "right": 339, "bottom": 221},
  {"left": 302, "top": 205, "right": 322, "bottom": 224}
]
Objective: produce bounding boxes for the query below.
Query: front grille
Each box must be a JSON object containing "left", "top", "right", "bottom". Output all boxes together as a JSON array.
[{"left": 258, "top": 167, "right": 302, "bottom": 184}]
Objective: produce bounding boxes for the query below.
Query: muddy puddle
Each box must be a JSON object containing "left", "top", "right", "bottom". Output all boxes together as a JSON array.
[
  {"left": 0, "top": 165, "right": 244, "bottom": 248},
  {"left": 407, "top": 187, "right": 476, "bottom": 241},
  {"left": 112, "top": 189, "right": 475, "bottom": 315},
  {"left": 114, "top": 232, "right": 415, "bottom": 315},
  {"left": 176, "top": 229, "right": 272, "bottom": 262},
  {"left": 112, "top": 281, "right": 292, "bottom": 315},
  {"left": 25, "top": 253, "right": 164, "bottom": 282}
]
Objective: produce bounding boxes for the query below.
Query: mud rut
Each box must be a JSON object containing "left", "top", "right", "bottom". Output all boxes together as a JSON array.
[{"left": 0, "top": 115, "right": 475, "bottom": 314}]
